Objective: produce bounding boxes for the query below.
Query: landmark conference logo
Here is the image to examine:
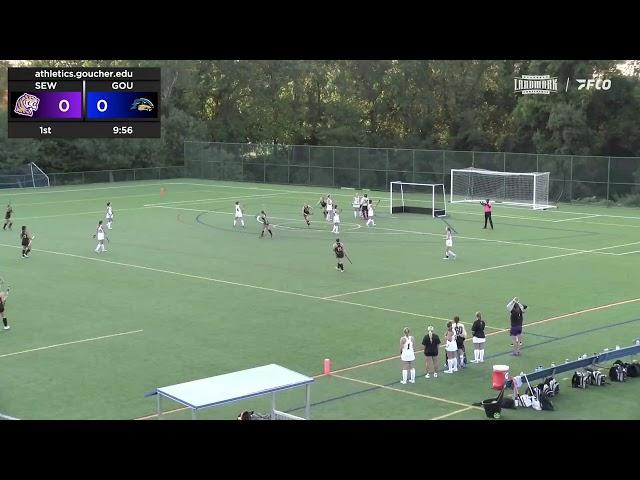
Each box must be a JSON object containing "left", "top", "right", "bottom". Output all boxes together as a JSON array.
[{"left": 514, "top": 75, "right": 558, "bottom": 95}]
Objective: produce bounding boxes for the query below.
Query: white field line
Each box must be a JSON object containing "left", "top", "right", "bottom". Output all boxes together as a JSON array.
[
  {"left": 323, "top": 240, "right": 640, "bottom": 299},
  {"left": 431, "top": 406, "right": 475, "bottom": 420},
  {"left": 143, "top": 192, "right": 290, "bottom": 207},
  {"left": 0, "top": 183, "right": 167, "bottom": 197},
  {"left": 616, "top": 250, "right": 640, "bottom": 256},
  {"left": 0, "top": 329, "right": 143, "bottom": 359},
  {"left": 147, "top": 204, "right": 621, "bottom": 256},
  {"left": 551, "top": 214, "right": 601, "bottom": 223},
  {"left": 17, "top": 207, "right": 149, "bottom": 221}
]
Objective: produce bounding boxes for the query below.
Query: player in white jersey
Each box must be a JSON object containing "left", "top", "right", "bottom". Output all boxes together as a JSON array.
[
  {"left": 360, "top": 194, "right": 369, "bottom": 220},
  {"left": 326, "top": 195, "right": 334, "bottom": 222},
  {"left": 93, "top": 220, "right": 108, "bottom": 253},
  {"left": 443, "top": 226, "right": 457, "bottom": 260},
  {"left": 400, "top": 327, "right": 416, "bottom": 384},
  {"left": 105, "top": 202, "right": 114, "bottom": 229},
  {"left": 233, "top": 201, "right": 245, "bottom": 227},
  {"left": 352, "top": 194, "right": 361, "bottom": 218},
  {"left": 366, "top": 199, "right": 376, "bottom": 226},
  {"left": 331, "top": 205, "right": 341, "bottom": 234},
  {"left": 444, "top": 321, "right": 459, "bottom": 373}
]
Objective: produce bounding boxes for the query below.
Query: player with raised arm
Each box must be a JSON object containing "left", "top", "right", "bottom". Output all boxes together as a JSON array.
[
  {"left": 0, "top": 285, "right": 9, "bottom": 330},
  {"left": 3, "top": 204, "right": 13, "bottom": 231},
  {"left": 332, "top": 238, "right": 346, "bottom": 272},
  {"left": 303, "top": 204, "right": 312, "bottom": 227},
  {"left": 93, "top": 220, "right": 108, "bottom": 253},
  {"left": 443, "top": 226, "right": 457, "bottom": 260},
  {"left": 258, "top": 211, "right": 272, "bottom": 238},
  {"left": 480, "top": 198, "right": 494, "bottom": 229},
  {"left": 233, "top": 201, "right": 245, "bottom": 228},
  {"left": 331, "top": 204, "right": 341, "bottom": 234},
  {"left": 105, "top": 202, "right": 114, "bottom": 229},
  {"left": 20, "top": 225, "right": 34, "bottom": 258},
  {"left": 366, "top": 199, "right": 376, "bottom": 227}
]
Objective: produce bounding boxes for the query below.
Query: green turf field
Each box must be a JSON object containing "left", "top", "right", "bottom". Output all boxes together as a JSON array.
[{"left": 0, "top": 178, "right": 639, "bottom": 420}]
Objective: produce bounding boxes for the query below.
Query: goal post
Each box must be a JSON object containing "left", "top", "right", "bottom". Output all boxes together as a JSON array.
[
  {"left": 450, "top": 167, "right": 554, "bottom": 210},
  {"left": 389, "top": 181, "right": 447, "bottom": 217},
  {"left": 0, "top": 162, "right": 50, "bottom": 189}
]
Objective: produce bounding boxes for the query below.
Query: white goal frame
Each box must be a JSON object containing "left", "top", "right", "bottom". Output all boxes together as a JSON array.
[
  {"left": 389, "top": 181, "right": 447, "bottom": 217},
  {"left": 450, "top": 168, "right": 555, "bottom": 210}
]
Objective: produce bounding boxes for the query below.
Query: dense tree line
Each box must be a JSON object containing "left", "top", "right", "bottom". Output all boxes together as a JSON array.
[{"left": 1, "top": 60, "right": 639, "bottom": 177}]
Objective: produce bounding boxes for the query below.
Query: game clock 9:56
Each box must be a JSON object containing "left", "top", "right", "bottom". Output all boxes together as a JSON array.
[{"left": 113, "top": 125, "right": 134, "bottom": 135}]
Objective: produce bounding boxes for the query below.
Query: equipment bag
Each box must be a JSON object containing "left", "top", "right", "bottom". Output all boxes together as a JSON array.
[
  {"left": 609, "top": 363, "right": 626, "bottom": 382},
  {"left": 624, "top": 362, "right": 640, "bottom": 378},
  {"left": 572, "top": 370, "right": 588, "bottom": 388}
]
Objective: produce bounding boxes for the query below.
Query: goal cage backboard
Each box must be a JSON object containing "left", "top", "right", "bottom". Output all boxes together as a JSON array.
[
  {"left": 450, "top": 168, "right": 554, "bottom": 210},
  {"left": 389, "top": 181, "right": 447, "bottom": 217}
]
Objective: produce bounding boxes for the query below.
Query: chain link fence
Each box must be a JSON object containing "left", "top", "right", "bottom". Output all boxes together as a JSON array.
[
  {"left": 184, "top": 141, "right": 640, "bottom": 204},
  {"left": 48, "top": 166, "right": 186, "bottom": 187}
]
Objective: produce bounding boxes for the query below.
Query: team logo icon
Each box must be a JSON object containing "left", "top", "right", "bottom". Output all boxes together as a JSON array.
[
  {"left": 130, "top": 98, "right": 154, "bottom": 111},
  {"left": 14, "top": 93, "right": 41, "bottom": 117}
]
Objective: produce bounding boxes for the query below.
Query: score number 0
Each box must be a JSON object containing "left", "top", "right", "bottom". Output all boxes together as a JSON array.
[{"left": 56, "top": 99, "right": 107, "bottom": 112}]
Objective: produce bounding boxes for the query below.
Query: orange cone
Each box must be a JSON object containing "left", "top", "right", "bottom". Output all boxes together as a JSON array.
[{"left": 323, "top": 358, "right": 331, "bottom": 375}]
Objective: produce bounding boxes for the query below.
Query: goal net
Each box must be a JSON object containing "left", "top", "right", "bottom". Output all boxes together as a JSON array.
[
  {"left": 450, "top": 168, "right": 553, "bottom": 209},
  {"left": 390, "top": 181, "right": 446, "bottom": 217},
  {"left": 0, "top": 162, "right": 50, "bottom": 189}
]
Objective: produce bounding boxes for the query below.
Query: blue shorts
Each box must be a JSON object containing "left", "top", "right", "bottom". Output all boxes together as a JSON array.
[{"left": 510, "top": 325, "right": 522, "bottom": 336}]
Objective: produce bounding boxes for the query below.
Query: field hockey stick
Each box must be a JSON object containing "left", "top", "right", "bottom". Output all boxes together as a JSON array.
[
  {"left": 345, "top": 253, "right": 353, "bottom": 264},
  {"left": 375, "top": 199, "right": 380, "bottom": 208},
  {"left": 438, "top": 215, "right": 458, "bottom": 234}
]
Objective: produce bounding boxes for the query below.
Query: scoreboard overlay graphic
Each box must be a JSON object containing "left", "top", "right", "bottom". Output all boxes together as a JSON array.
[{"left": 8, "top": 68, "right": 161, "bottom": 138}]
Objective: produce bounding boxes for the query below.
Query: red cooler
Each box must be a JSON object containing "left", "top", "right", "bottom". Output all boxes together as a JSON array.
[{"left": 492, "top": 365, "right": 509, "bottom": 390}]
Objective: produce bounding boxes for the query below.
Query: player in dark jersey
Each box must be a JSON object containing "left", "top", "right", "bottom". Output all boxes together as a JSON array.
[
  {"left": 317, "top": 196, "right": 328, "bottom": 218},
  {"left": 20, "top": 225, "right": 34, "bottom": 258},
  {"left": 0, "top": 286, "right": 9, "bottom": 330},
  {"left": 332, "top": 238, "right": 346, "bottom": 272},
  {"left": 258, "top": 211, "right": 272, "bottom": 238},
  {"left": 303, "top": 204, "right": 312, "bottom": 226},
  {"left": 3, "top": 204, "right": 13, "bottom": 230}
]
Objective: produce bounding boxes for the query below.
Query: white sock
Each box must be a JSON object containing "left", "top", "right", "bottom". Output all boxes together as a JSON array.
[
  {"left": 410, "top": 368, "right": 415, "bottom": 382},
  {"left": 480, "top": 349, "right": 485, "bottom": 361},
  {"left": 450, "top": 251, "right": 456, "bottom": 258},
  {"left": 447, "top": 359, "right": 453, "bottom": 371},
  {"left": 474, "top": 349, "right": 479, "bottom": 362},
  {"left": 459, "top": 353, "right": 465, "bottom": 365},
  {"left": 452, "top": 357, "right": 458, "bottom": 370},
  {"left": 241, "top": 219, "right": 245, "bottom": 226},
  {"left": 402, "top": 369, "right": 408, "bottom": 382},
  {"left": 101, "top": 244, "right": 106, "bottom": 252},
  {"left": 353, "top": 211, "right": 357, "bottom": 218},
  {"left": 95, "top": 245, "right": 100, "bottom": 252}
]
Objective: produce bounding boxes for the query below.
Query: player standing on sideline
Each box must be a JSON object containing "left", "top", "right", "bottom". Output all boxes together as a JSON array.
[
  {"left": 258, "top": 211, "right": 272, "bottom": 238},
  {"left": 93, "top": 220, "right": 108, "bottom": 253},
  {"left": 332, "top": 238, "right": 346, "bottom": 272},
  {"left": 400, "top": 327, "right": 416, "bottom": 384},
  {"left": 422, "top": 325, "right": 440, "bottom": 379},
  {"left": 444, "top": 321, "right": 459, "bottom": 373},
  {"left": 105, "top": 202, "right": 114, "bottom": 229},
  {"left": 443, "top": 226, "right": 457, "bottom": 260},
  {"left": 3, "top": 204, "right": 13, "bottom": 230},
  {"left": 303, "top": 204, "right": 312, "bottom": 226},
  {"left": 20, "top": 225, "right": 34, "bottom": 258},
  {"left": 0, "top": 285, "right": 9, "bottom": 330},
  {"left": 480, "top": 198, "right": 494, "bottom": 229},
  {"left": 360, "top": 194, "right": 369, "bottom": 220},
  {"left": 470, "top": 312, "right": 486, "bottom": 363},
  {"left": 366, "top": 199, "right": 376, "bottom": 227},
  {"left": 507, "top": 297, "right": 527, "bottom": 356},
  {"left": 317, "top": 195, "right": 328, "bottom": 219},
  {"left": 233, "top": 201, "right": 245, "bottom": 228},
  {"left": 331, "top": 204, "right": 341, "bottom": 234},
  {"left": 453, "top": 316, "right": 468, "bottom": 368}
]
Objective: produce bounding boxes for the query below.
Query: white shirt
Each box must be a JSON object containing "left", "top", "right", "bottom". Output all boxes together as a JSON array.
[
  {"left": 96, "top": 224, "right": 105, "bottom": 240},
  {"left": 367, "top": 205, "right": 374, "bottom": 217},
  {"left": 106, "top": 206, "right": 113, "bottom": 218},
  {"left": 235, "top": 205, "right": 242, "bottom": 217}
]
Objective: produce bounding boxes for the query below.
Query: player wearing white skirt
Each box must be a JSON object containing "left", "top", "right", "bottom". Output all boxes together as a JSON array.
[
  {"left": 331, "top": 206, "right": 341, "bottom": 234},
  {"left": 326, "top": 195, "right": 334, "bottom": 222},
  {"left": 400, "top": 327, "right": 416, "bottom": 384},
  {"left": 233, "top": 201, "right": 245, "bottom": 227},
  {"left": 443, "top": 227, "right": 457, "bottom": 260},
  {"left": 366, "top": 200, "right": 376, "bottom": 226},
  {"left": 105, "top": 202, "right": 114, "bottom": 229},
  {"left": 93, "top": 220, "right": 108, "bottom": 253},
  {"left": 471, "top": 311, "right": 486, "bottom": 363},
  {"left": 444, "top": 321, "right": 459, "bottom": 373},
  {"left": 352, "top": 195, "right": 361, "bottom": 218}
]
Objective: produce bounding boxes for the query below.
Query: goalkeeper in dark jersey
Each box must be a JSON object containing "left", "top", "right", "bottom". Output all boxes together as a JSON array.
[{"left": 332, "top": 238, "right": 346, "bottom": 272}]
